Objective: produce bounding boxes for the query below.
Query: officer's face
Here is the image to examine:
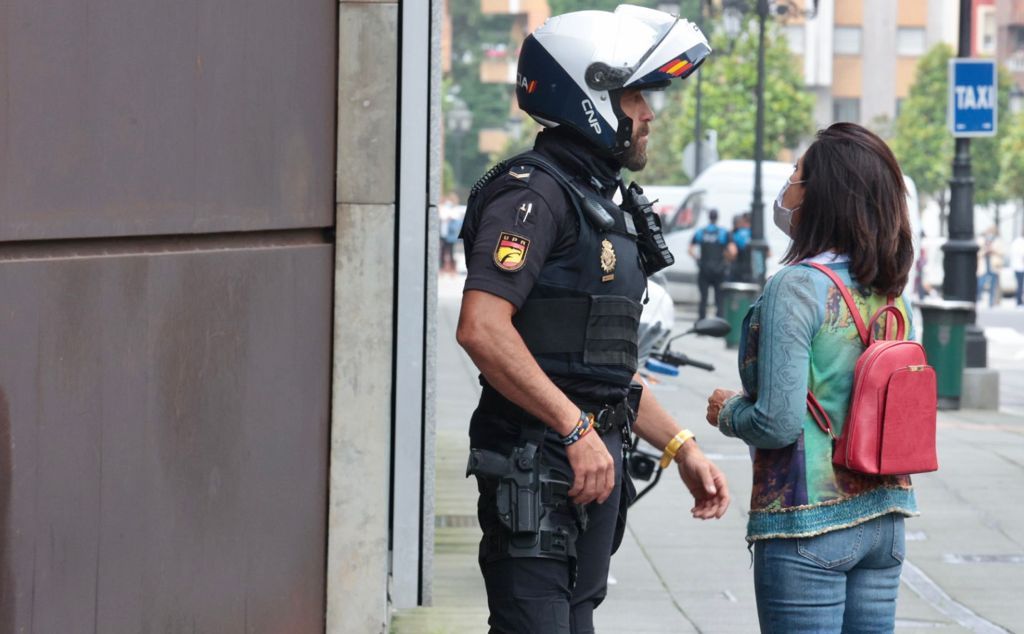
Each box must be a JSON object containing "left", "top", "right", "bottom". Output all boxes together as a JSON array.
[{"left": 618, "top": 89, "right": 655, "bottom": 171}]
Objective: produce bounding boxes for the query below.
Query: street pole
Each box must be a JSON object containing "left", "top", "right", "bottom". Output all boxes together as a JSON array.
[
  {"left": 694, "top": 48, "right": 703, "bottom": 176},
  {"left": 749, "top": 0, "right": 769, "bottom": 286},
  {"left": 943, "top": 0, "right": 986, "bottom": 367},
  {"left": 693, "top": 0, "right": 704, "bottom": 178}
]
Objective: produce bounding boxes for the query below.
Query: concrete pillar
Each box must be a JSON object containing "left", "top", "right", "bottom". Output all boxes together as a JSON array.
[
  {"left": 328, "top": 1, "right": 399, "bottom": 633},
  {"left": 862, "top": 0, "right": 898, "bottom": 125}
]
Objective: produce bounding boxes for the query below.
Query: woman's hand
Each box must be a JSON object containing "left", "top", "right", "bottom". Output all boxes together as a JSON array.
[{"left": 706, "top": 388, "right": 738, "bottom": 427}]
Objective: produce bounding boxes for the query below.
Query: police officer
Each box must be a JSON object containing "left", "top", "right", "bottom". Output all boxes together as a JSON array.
[
  {"left": 688, "top": 208, "right": 733, "bottom": 319},
  {"left": 728, "top": 212, "right": 752, "bottom": 282},
  {"left": 457, "top": 6, "right": 730, "bottom": 633}
]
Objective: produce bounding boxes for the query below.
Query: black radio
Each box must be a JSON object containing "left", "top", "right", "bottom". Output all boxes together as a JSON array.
[{"left": 621, "top": 182, "right": 675, "bottom": 276}]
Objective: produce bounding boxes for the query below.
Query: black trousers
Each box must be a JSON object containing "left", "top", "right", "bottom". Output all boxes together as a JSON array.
[
  {"left": 471, "top": 409, "right": 630, "bottom": 634},
  {"left": 697, "top": 267, "right": 725, "bottom": 319}
]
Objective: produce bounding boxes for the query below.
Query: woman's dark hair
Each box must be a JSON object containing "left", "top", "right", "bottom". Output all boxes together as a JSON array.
[{"left": 783, "top": 122, "right": 913, "bottom": 296}]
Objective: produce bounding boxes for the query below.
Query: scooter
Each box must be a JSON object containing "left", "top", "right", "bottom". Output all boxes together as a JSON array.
[{"left": 627, "top": 315, "right": 730, "bottom": 507}]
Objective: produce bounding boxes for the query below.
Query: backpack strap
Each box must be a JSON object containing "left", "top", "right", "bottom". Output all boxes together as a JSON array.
[
  {"left": 868, "top": 304, "right": 906, "bottom": 342},
  {"left": 806, "top": 391, "right": 835, "bottom": 439},
  {"left": 800, "top": 262, "right": 904, "bottom": 440},
  {"left": 802, "top": 262, "right": 870, "bottom": 346}
]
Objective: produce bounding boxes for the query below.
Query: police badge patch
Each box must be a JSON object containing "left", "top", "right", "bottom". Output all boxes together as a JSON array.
[
  {"left": 494, "top": 232, "right": 530, "bottom": 272},
  {"left": 600, "top": 239, "right": 616, "bottom": 282}
]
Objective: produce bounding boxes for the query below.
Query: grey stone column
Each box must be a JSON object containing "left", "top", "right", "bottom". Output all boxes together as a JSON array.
[{"left": 328, "top": 1, "right": 399, "bottom": 633}]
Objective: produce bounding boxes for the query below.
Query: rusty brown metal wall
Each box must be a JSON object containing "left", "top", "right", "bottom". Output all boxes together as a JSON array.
[{"left": 0, "top": 0, "right": 337, "bottom": 632}]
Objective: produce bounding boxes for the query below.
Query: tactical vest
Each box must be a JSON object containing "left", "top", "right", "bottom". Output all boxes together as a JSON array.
[
  {"left": 469, "top": 152, "right": 647, "bottom": 387},
  {"left": 697, "top": 224, "right": 728, "bottom": 272}
]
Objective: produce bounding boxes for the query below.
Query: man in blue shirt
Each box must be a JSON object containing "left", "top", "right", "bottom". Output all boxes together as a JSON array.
[{"left": 688, "top": 208, "right": 733, "bottom": 319}]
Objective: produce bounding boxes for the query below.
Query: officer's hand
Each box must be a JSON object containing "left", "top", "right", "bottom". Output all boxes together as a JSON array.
[
  {"left": 566, "top": 432, "right": 615, "bottom": 505},
  {"left": 675, "top": 442, "right": 730, "bottom": 519}
]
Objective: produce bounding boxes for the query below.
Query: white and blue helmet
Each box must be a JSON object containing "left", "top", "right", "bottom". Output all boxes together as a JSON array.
[{"left": 517, "top": 5, "right": 710, "bottom": 158}]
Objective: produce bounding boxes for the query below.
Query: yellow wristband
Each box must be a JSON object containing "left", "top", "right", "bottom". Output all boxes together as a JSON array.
[{"left": 659, "top": 429, "right": 695, "bottom": 469}]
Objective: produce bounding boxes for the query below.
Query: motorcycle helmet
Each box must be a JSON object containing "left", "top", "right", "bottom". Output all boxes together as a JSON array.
[{"left": 516, "top": 4, "right": 710, "bottom": 159}]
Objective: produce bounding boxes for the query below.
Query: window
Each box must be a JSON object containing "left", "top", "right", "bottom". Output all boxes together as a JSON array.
[
  {"left": 977, "top": 7, "right": 997, "bottom": 55},
  {"left": 784, "top": 25, "right": 806, "bottom": 55},
  {"left": 834, "top": 26, "right": 862, "bottom": 55},
  {"left": 896, "top": 28, "right": 926, "bottom": 56},
  {"left": 1012, "top": 26, "right": 1024, "bottom": 51},
  {"left": 833, "top": 98, "right": 861, "bottom": 123}
]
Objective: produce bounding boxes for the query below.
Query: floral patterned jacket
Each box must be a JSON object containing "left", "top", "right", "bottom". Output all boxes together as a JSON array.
[{"left": 718, "top": 254, "right": 918, "bottom": 541}]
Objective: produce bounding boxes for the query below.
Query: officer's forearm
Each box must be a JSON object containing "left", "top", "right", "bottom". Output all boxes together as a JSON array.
[
  {"left": 457, "top": 299, "right": 579, "bottom": 437},
  {"left": 631, "top": 373, "right": 696, "bottom": 452}
]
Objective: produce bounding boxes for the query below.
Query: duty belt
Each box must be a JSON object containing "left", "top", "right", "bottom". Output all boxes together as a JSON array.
[
  {"left": 479, "top": 383, "right": 634, "bottom": 442},
  {"left": 587, "top": 400, "right": 632, "bottom": 437}
]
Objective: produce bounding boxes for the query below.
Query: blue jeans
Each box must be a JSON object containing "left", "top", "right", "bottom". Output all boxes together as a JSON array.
[
  {"left": 978, "top": 272, "right": 999, "bottom": 306},
  {"left": 754, "top": 514, "right": 905, "bottom": 633}
]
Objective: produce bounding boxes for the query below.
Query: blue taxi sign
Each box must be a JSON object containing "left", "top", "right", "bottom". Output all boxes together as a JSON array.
[{"left": 948, "top": 59, "right": 997, "bottom": 138}]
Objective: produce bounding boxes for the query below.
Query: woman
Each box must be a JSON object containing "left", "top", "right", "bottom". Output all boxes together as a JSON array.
[{"left": 705, "top": 123, "right": 917, "bottom": 633}]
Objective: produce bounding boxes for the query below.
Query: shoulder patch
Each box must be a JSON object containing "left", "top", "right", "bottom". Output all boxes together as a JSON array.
[
  {"left": 507, "top": 165, "right": 535, "bottom": 182},
  {"left": 493, "top": 232, "right": 530, "bottom": 272}
]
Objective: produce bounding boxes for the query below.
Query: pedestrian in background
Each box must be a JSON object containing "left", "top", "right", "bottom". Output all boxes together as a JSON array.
[
  {"left": 704, "top": 123, "right": 918, "bottom": 633},
  {"left": 977, "top": 226, "right": 1004, "bottom": 307},
  {"left": 727, "top": 212, "right": 752, "bottom": 282},
  {"left": 688, "top": 208, "right": 733, "bottom": 319},
  {"left": 439, "top": 196, "right": 463, "bottom": 275},
  {"left": 914, "top": 230, "right": 932, "bottom": 301},
  {"left": 1011, "top": 228, "right": 1024, "bottom": 307}
]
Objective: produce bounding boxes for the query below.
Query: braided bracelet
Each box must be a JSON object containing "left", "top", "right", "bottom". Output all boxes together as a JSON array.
[{"left": 560, "top": 410, "right": 594, "bottom": 446}]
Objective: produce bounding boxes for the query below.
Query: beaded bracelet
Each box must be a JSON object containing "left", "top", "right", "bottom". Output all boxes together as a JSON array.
[{"left": 560, "top": 410, "right": 594, "bottom": 446}]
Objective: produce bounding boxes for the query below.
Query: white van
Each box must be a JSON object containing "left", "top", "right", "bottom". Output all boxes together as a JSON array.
[
  {"left": 659, "top": 160, "right": 920, "bottom": 303},
  {"left": 660, "top": 160, "right": 795, "bottom": 302},
  {"left": 639, "top": 185, "right": 692, "bottom": 220}
]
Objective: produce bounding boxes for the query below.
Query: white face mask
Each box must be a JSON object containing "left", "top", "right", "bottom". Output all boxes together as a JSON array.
[{"left": 773, "top": 176, "right": 805, "bottom": 237}]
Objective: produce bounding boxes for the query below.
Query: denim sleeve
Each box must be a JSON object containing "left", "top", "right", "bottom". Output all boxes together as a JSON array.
[{"left": 718, "top": 267, "right": 824, "bottom": 449}]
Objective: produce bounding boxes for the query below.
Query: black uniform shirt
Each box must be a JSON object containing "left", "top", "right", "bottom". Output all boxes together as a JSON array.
[
  {"left": 461, "top": 128, "right": 620, "bottom": 309},
  {"left": 461, "top": 128, "right": 628, "bottom": 404}
]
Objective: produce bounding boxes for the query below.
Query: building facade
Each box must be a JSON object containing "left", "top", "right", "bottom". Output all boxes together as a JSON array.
[{"left": 782, "top": 0, "right": 960, "bottom": 130}]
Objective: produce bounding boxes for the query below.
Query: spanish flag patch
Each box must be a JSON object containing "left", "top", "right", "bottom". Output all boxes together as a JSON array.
[{"left": 493, "top": 231, "right": 530, "bottom": 272}]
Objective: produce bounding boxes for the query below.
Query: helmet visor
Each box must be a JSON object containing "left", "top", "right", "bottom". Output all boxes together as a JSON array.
[{"left": 621, "top": 7, "right": 710, "bottom": 88}]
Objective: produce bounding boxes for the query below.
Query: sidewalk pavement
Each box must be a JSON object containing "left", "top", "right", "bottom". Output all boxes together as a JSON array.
[{"left": 392, "top": 276, "right": 1024, "bottom": 634}]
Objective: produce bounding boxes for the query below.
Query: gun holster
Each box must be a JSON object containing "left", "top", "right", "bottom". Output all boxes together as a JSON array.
[{"left": 467, "top": 441, "right": 586, "bottom": 568}]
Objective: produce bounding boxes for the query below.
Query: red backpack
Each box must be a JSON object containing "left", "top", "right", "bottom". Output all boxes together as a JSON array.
[{"left": 804, "top": 263, "right": 938, "bottom": 476}]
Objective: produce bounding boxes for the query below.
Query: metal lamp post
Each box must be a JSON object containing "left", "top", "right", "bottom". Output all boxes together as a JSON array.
[
  {"left": 750, "top": 0, "right": 770, "bottom": 288},
  {"left": 722, "top": 0, "right": 770, "bottom": 287},
  {"left": 943, "top": 0, "right": 986, "bottom": 367}
]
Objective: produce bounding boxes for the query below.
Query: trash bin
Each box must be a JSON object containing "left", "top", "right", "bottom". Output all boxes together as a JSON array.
[
  {"left": 918, "top": 300, "right": 976, "bottom": 410},
  {"left": 720, "top": 282, "right": 761, "bottom": 349}
]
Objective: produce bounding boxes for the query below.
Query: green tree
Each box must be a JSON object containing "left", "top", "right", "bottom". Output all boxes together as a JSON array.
[
  {"left": 641, "top": 16, "right": 814, "bottom": 183},
  {"left": 970, "top": 65, "right": 1013, "bottom": 207},
  {"left": 997, "top": 111, "right": 1024, "bottom": 211},
  {"left": 892, "top": 45, "right": 1012, "bottom": 221},
  {"left": 891, "top": 44, "right": 954, "bottom": 210},
  {"left": 444, "top": 2, "right": 520, "bottom": 198}
]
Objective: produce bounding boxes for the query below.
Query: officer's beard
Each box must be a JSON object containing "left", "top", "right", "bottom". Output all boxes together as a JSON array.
[{"left": 621, "top": 124, "right": 650, "bottom": 172}]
